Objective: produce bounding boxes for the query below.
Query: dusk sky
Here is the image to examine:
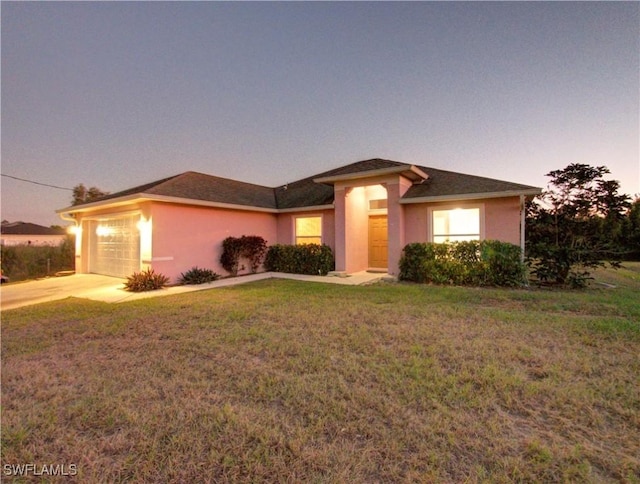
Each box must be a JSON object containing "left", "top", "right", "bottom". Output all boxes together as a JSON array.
[{"left": 2, "top": 2, "right": 638, "bottom": 227}]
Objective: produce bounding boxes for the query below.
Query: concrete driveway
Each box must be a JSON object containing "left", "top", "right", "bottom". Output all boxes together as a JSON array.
[
  {"left": 1, "top": 271, "right": 392, "bottom": 311},
  {"left": 0, "top": 274, "right": 128, "bottom": 311}
]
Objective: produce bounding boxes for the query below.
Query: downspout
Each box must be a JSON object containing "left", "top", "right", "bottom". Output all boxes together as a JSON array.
[
  {"left": 520, "top": 195, "right": 526, "bottom": 262},
  {"left": 59, "top": 212, "right": 76, "bottom": 224}
]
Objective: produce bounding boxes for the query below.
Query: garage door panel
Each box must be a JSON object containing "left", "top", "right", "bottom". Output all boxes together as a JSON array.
[{"left": 89, "top": 216, "right": 141, "bottom": 278}]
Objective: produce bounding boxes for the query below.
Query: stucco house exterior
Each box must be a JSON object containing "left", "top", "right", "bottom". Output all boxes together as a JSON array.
[{"left": 56, "top": 158, "right": 541, "bottom": 281}]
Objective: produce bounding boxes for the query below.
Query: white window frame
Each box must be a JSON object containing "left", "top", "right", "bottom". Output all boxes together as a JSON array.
[
  {"left": 293, "top": 214, "right": 323, "bottom": 245},
  {"left": 427, "top": 203, "right": 485, "bottom": 243}
]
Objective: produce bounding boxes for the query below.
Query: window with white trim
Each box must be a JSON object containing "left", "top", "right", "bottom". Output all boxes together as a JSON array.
[
  {"left": 432, "top": 208, "right": 480, "bottom": 243},
  {"left": 295, "top": 216, "right": 322, "bottom": 245}
]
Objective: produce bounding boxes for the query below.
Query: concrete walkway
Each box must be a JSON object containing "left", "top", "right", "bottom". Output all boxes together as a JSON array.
[{"left": 1, "top": 271, "right": 393, "bottom": 310}]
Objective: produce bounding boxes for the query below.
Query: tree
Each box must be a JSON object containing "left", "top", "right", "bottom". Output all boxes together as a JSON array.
[
  {"left": 71, "top": 184, "right": 109, "bottom": 206},
  {"left": 526, "top": 163, "right": 631, "bottom": 287},
  {"left": 620, "top": 197, "right": 640, "bottom": 260}
]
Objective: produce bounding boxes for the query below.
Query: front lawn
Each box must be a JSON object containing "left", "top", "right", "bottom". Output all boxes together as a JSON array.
[{"left": 2, "top": 264, "right": 639, "bottom": 482}]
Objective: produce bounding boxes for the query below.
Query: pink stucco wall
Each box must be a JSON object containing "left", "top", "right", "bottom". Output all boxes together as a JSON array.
[
  {"left": 344, "top": 186, "right": 369, "bottom": 272},
  {"left": 334, "top": 187, "right": 347, "bottom": 272},
  {"left": 148, "top": 203, "right": 277, "bottom": 282},
  {"left": 403, "top": 196, "right": 522, "bottom": 246},
  {"left": 333, "top": 175, "right": 413, "bottom": 274},
  {"left": 72, "top": 191, "right": 523, "bottom": 281},
  {"left": 386, "top": 177, "right": 412, "bottom": 275},
  {"left": 484, "top": 197, "right": 521, "bottom": 244}
]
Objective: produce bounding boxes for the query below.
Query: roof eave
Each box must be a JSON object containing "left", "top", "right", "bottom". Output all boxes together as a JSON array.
[
  {"left": 143, "top": 194, "right": 279, "bottom": 213},
  {"left": 57, "top": 193, "right": 280, "bottom": 216},
  {"left": 400, "top": 188, "right": 542, "bottom": 204},
  {"left": 56, "top": 194, "right": 144, "bottom": 215},
  {"left": 313, "top": 165, "right": 428, "bottom": 184},
  {"left": 277, "top": 204, "right": 334, "bottom": 213}
]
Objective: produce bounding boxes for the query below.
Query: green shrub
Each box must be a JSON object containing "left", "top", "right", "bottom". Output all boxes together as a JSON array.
[
  {"left": 264, "top": 244, "right": 335, "bottom": 276},
  {"left": 399, "top": 241, "right": 526, "bottom": 287},
  {"left": 220, "top": 235, "right": 267, "bottom": 276},
  {"left": 124, "top": 268, "right": 170, "bottom": 292},
  {"left": 178, "top": 267, "right": 220, "bottom": 285},
  {"left": 220, "top": 237, "right": 243, "bottom": 275},
  {"left": 481, "top": 240, "right": 527, "bottom": 287},
  {"left": 241, "top": 236, "right": 268, "bottom": 273}
]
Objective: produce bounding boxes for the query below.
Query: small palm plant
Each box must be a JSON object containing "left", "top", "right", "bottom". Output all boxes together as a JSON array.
[
  {"left": 124, "top": 268, "right": 170, "bottom": 292},
  {"left": 178, "top": 267, "right": 220, "bottom": 285}
]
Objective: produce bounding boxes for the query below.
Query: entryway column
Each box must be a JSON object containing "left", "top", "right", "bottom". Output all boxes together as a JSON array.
[
  {"left": 386, "top": 177, "right": 412, "bottom": 276},
  {"left": 334, "top": 186, "right": 347, "bottom": 272}
]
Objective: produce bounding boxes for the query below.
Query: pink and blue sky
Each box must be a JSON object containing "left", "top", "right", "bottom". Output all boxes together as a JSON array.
[{"left": 2, "top": 2, "right": 638, "bottom": 226}]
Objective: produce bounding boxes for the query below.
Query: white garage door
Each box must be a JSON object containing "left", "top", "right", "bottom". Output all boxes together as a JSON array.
[{"left": 89, "top": 215, "right": 141, "bottom": 278}]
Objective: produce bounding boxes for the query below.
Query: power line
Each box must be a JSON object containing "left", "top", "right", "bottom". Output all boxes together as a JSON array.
[{"left": 1, "top": 173, "right": 73, "bottom": 191}]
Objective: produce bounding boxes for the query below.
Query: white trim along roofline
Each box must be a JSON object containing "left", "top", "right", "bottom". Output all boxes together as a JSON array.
[
  {"left": 313, "top": 165, "right": 428, "bottom": 184},
  {"left": 399, "top": 189, "right": 541, "bottom": 204},
  {"left": 56, "top": 193, "right": 335, "bottom": 217},
  {"left": 56, "top": 188, "right": 541, "bottom": 218}
]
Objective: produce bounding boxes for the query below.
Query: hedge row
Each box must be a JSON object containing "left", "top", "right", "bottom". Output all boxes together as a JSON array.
[
  {"left": 264, "top": 244, "right": 334, "bottom": 276},
  {"left": 399, "top": 240, "right": 526, "bottom": 286}
]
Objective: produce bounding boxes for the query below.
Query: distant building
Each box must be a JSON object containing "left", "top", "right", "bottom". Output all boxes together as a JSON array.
[{"left": 0, "top": 221, "right": 68, "bottom": 246}]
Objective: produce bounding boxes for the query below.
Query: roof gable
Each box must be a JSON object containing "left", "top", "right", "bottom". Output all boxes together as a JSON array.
[
  {"left": 275, "top": 159, "right": 414, "bottom": 209},
  {"left": 312, "top": 158, "right": 406, "bottom": 178}
]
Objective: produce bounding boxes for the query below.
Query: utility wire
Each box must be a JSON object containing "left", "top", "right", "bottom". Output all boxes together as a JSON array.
[{"left": 1, "top": 173, "right": 73, "bottom": 191}]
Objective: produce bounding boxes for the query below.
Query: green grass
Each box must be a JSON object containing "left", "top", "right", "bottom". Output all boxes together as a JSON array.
[{"left": 2, "top": 264, "right": 639, "bottom": 482}]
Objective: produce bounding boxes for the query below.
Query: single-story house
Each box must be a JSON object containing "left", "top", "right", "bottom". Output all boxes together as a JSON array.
[
  {"left": 0, "top": 221, "right": 68, "bottom": 247},
  {"left": 56, "top": 158, "right": 541, "bottom": 281}
]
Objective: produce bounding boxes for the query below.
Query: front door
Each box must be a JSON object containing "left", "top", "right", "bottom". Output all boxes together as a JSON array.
[{"left": 368, "top": 215, "right": 388, "bottom": 269}]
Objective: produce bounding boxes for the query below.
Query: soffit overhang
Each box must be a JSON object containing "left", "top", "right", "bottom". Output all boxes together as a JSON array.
[
  {"left": 57, "top": 194, "right": 334, "bottom": 217},
  {"left": 313, "top": 165, "right": 428, "bottom": 185}
]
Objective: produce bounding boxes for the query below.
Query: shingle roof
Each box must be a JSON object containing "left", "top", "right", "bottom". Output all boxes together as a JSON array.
[
  {"left": 1, "top": 222, "right": 66, "bottom": 236},
  {"left": 274, "top": 175, "right": 335, "bottom": 210},
  {"left": 314, "top": 158, "right": 406, "bottom": 178},
  {"left": 66, "top": 159, "right": 539, "bottom": 212},
  {"left": 275, "top": 159, "right": 412, "bottom": 209},
  {"left": 276, "top": 159, "right": 538, "bottom": 207},
  {"left": 87, "top": 171, "right": 277, "bottom": 209},
  {"left": 403, "top": 166, "right": 539, "bottom": 199}
]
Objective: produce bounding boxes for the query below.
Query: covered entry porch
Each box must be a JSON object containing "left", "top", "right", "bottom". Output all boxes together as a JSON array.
[{"left": 314, "top": 165, "right": 427, "bottom": 276}]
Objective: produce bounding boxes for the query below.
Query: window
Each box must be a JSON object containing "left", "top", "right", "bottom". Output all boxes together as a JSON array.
[
  {"left": 295, "top": 216, "right": 322, "bottom": 245},
  {"left": 432, "top": 208, "right": 480, "bottom": 243},
  {"left": 369, "top": 199, "right": 388, "bottom": 210}
]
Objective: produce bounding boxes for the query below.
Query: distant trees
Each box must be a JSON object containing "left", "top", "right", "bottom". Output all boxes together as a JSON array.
[
  {"left": 71, "top": 184, "right": 109, "bottom": 206},
  {"left": 620, "top": 197, "right": 640, "bottom": 260},
  {"left": 526, "top": 163, "right": 632, "bottom": 287}
]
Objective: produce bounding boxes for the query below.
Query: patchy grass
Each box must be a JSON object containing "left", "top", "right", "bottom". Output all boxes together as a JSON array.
[{"left": 2, "top": 264, "right": 639, "bottom": 482}]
